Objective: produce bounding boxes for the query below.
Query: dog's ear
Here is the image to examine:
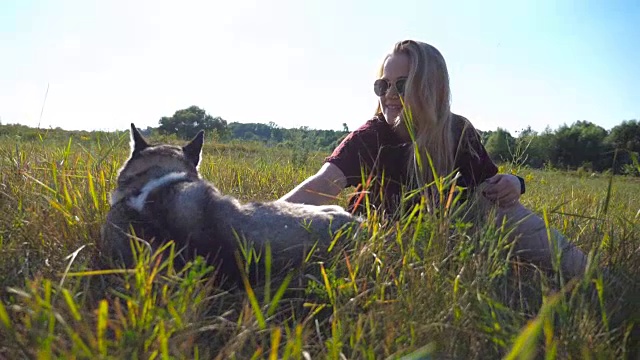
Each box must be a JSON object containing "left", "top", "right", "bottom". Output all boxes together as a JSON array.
[
  {"left": 130, "top": 123, "right": 149, "bottom": 154},
  {"left": 183, "top": 130, "right": 204, "bottom": 168}
]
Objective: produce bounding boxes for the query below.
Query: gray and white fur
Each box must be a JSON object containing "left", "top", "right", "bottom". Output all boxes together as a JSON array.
[{"left": 99, "top": 124, "right": 361, "bottom": 288}]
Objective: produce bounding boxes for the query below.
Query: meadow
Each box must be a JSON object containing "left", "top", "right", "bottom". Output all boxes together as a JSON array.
[{"left": 1, "top": 129, "right": 639, "bottom": 359}]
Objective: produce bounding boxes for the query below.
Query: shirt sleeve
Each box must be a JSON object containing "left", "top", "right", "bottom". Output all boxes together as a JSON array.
[
  {"left": 452, "top": 117, "right": 499, "bottom": 189},
  {"left": 325, "top": 119, "right": 387, "bottom": 188}
]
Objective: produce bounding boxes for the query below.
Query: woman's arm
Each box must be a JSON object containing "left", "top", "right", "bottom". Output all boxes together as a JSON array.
[
  {"left": 278, "top": 162, "right": 347, "bottom": 205},
  {"left": 451, "top": 115, "right": 525, "bottom": 205}
]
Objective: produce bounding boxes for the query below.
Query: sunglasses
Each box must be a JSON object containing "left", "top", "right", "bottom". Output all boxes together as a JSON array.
[{"left": 373, "top": 77, "right": 407, "bottom": 97}]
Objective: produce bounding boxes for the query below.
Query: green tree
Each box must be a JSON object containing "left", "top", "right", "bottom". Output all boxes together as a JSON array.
[
  {"left": 604, "top": 119, "right": 640, "bottom": 173},
  {"left": 484, "top": 127, "right": 516, "bottom": 163},
  {"left": 518, "top": 126, "right": 555, "bottom": 168},
  {"left": 606, "top": 119, "right": 640, "bottom": 154},
  {"left": 158, "top": 105, "right": 228, "bottom": 140},
  {"left": 551, "top": 121, "right": 609, "bottom": 171}
]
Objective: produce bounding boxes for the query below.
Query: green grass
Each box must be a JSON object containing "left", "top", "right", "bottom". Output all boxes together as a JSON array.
[{"left": 1, "top": 131, "right": 639, "bottom": 359}]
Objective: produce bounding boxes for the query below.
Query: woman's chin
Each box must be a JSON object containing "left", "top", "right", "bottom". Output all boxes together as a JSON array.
[{"left": 384, "top": 111, "right": 400, "bottom": 124}]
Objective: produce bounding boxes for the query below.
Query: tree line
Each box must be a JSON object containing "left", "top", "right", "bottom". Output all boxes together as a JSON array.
[
  {"left": 154, "top": 106, "right": 639, "bottom": 176},
  {"left": 482, "top": 120, "right": 640, "bottom": 175},
  {"left": 1, "top": 105, "right": 638, "bottom": 175},
  {"left": 154, "top": 105, "right": 350, "bottom": 152}
]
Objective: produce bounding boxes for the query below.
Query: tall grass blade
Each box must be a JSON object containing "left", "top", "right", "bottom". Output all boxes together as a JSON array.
[
  {"left": 97, "top": 300, "right": 109, "bottom": 356},
  {"left": 0, "top": 301, "right": 13, "bottom": 331}
]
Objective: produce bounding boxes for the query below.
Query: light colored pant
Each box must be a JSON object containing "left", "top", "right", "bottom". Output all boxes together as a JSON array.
[
  {"left": 466, "top": 183, "right": 588, "bottom": 278},
  {"left": 489, "top": 200, "right": 588, "bottom": 278}
]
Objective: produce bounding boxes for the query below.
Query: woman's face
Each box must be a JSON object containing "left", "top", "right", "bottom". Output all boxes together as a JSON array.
[{"left": 376, "top": 53, "right": 410, "bottom": 125}]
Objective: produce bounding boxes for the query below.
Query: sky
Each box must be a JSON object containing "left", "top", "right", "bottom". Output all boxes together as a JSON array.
[{"left": 1, "top": 0, "right": 638, "bottom": 135}]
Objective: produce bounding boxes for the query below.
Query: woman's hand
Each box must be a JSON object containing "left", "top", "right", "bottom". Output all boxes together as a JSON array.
[{"left": 482, "top": 174, "right": 522, "bottom": 207}]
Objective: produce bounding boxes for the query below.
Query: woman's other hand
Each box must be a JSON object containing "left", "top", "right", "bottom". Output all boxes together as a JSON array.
[{"left": 482, "top": 174, "right": 522, "bottom": 207}]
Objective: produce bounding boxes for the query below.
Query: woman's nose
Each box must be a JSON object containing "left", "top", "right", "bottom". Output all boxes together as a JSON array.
[{"left": 386, "top": 87, "right": 400, "bottom": 99}]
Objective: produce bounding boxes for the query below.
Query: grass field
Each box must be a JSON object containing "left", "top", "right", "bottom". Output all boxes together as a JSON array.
[{"left": 1, "top": 130, "right": 639, "bottom": 359}]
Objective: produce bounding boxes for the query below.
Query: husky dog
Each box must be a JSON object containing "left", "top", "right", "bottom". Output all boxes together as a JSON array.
[{"left": 99, "top": 124, "right": 360, "bottom": 288}]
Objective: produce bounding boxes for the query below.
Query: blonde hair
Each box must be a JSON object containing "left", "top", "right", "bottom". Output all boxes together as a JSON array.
[{"left": 375, "top": 40, "right": 457, "bottom": 195}]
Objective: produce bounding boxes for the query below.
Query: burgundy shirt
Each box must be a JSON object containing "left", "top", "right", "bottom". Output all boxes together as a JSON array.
[{"left": 325, "top": 113, "right": 498, "bottom": 215}]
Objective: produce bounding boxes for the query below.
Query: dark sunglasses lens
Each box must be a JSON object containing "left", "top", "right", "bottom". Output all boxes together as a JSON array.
[
  {"left": 374, "top": 79, "right": 388, "bottom": 96},
  {"left": 396, "top": 78, "right": 406, "bottom": 95}
]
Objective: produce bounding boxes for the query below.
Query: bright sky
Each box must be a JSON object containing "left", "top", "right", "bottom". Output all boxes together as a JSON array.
[{"left": 1, "top": 0, "right": 638, "bottom": 135}]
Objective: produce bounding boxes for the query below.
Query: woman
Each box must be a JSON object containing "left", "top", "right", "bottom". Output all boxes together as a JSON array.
[{"left": 280, "top": 40, "right": 588, "bottom": 278}]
